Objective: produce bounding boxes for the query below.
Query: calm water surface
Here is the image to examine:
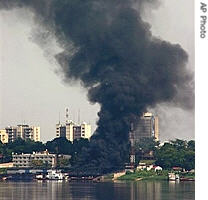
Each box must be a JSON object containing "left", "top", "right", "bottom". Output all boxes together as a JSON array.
[{"left": 0, "top": 180, "right": 194, "bottom": 200}]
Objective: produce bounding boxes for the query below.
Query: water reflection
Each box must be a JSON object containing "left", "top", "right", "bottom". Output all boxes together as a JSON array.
[{"left": 0, "top": 180, "right": 194, "bottom": 200}]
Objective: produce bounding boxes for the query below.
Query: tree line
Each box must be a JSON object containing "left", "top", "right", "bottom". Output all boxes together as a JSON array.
[
  {"left": 0, "top": 137, "right": 195, "bottom": 172},
  {"left": 134, "top": 138, "right": 195, "bottom": 171}
]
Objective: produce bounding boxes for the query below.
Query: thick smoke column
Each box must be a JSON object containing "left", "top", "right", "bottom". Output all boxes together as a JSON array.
[{"left": 0, "top": 0, "right": 194, "bottom": 171}]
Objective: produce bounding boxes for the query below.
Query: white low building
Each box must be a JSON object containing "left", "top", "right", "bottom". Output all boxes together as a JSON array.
[{"left": 12, "top": 151, "right": 56, "bottom": 168}]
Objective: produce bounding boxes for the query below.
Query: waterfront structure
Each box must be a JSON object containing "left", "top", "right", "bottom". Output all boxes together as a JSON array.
[
  {"left": 4, "top": 124, "right": 40, "bottom": 143},
  {"left": 12, "top": 151, "right": 56, "bottom": 168},
  {"left": 0, "top": 129, "right": 9, "bottom": 144},
  {"left": 131, "top": 112, "right": 159, "bottom": 145}
]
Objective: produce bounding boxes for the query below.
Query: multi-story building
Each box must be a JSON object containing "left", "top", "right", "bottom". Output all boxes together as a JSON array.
[
  {"left": 56, "top": 108, "right": 92, "bottom": 142},
  {"left": 4, "top": 124, "right": 40, "bottom": 143},
  {"left": 131, "top": 112, "right": 159, "bottom": 145},
  {"left": 56, "top": 121, "right": 92, "bottom": 142},
  {"left": 56, "top": 121, "right": 75, "bottom": 141},
  {"left": 12, "top": 151, "right": 56, "bottom": 168},
  {"left": 81, "top": 122, "right": 91, "bottom": 139},
  {"left": 0, "top": 129, "right": 9, "bottom": 144}
]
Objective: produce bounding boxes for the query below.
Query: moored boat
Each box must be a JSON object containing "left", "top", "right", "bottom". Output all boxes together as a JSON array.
[{"left": 46, "top": 170, "right": 66, "bottom": 180}]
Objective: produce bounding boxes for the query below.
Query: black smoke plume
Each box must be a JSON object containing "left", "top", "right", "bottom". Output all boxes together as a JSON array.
[{"left": 0, "top": 0, "right": 194, "bottom": 172}]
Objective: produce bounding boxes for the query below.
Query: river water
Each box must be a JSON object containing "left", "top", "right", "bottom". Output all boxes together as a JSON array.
[{"left": 0, "top": 180, "right": 194, "bottom": 200}]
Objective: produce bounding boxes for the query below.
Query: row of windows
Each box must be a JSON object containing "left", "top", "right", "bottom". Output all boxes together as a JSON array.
[
  {"left": 13, "top": 161, "right": 29, "bottom": 163},
  {"left": 14, "top": 164, "right": 29, "bottom": 167},
  {"left": 13, "top": 156, "right": 54, "bottom": 159},
  {"left": 14, "top": 160, "right": 52, "bottom": 163}
]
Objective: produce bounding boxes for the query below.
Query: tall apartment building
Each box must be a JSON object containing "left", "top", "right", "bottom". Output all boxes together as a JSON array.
[
  {"left": 56, "top": 121, "right": 75, "bottom": 141},
  {"left": 56, "top": 121, "right": 92, "bottom": 142},
  {"left": 56, "top": 108, "right": 92, "bottom": 142},
  {"left": 131, "top": 112, "right": 159, "bottom": 145},
  {"left": 73, "top": 122, "right": 91, "bottom": 140},
  {"left": 4, "top": 124, "right": 40, "bottom": 143},
  {"left": 0, "top": 129, "right": 9, "bottom": 144}
]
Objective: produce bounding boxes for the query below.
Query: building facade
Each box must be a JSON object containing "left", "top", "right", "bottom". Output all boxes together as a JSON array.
[
  {"left": 56, "top": 121, "right": 92, "bottom": 142},
  {"left": 0, "top": 129, "right": 9, "bottom": 144},
  {"left": 12, "top": 151, "right": 56, "bottom": 168},
  {"left": 131, "top": 112, "right": 159, "bottom": 145},
  {"left": 4, "top": 124, "right": 40, "bottom": 143}
]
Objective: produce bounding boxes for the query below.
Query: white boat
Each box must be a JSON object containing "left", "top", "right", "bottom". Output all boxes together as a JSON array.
[
  {"left": 36, "top": 174, "right": 44, "bottom": 180},
  {"left": 46, "top": 170, "right": 65, "bottom": 180}
]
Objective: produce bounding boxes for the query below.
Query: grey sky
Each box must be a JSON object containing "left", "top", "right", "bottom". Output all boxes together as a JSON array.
[{"left": 0, "top": 0, "right": 194, "bottom": 142}]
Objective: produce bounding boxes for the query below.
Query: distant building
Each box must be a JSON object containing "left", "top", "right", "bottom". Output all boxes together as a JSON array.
[
  {"left": 131, "top": 112, "right": 159, "bottom": 145},
  {"left": 56, "top": 121, "right": 92, "bottom": 142},
  {"left": 56, "top": 120, "right": 74, "bottom": 141},
  {"left": 12, "top": 151, "right": 56, "bottom": 168},
  {"left": 73, "top": 122, "right": 91, "bottom": 140},
  {"left": 3, "top": 124, "right": 40, "bottom": 143},
  {"left": 0, "top": 129, "right": 9, "bottom": 144},
  {"left": 56, "top": 108, "right": 92, "bottom": 142}
]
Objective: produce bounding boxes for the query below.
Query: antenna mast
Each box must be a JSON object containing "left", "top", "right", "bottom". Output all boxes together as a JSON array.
[
  {"left": 78, "top": 109, "right": 80, "bottom": 125},
  {"left": 65, "top": 107, "right": 69, "bottom": 123}
]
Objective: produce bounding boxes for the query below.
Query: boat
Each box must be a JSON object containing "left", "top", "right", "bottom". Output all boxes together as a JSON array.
[
  {"left": 46, "top": 170, "right": 66, "bottom": 180},
  {"left": 180, "top": 177, "right": 195, "bottom": 181},
  {"left": 35, "top": 174, "right": 46, "bottom": 180},
  {"left": 168, "top": 173, "right": 180, "bottom": 181}
]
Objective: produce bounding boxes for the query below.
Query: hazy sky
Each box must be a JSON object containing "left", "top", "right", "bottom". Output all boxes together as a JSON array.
[{"left": 0, "top": 0, "right": 194, "bottom": 142}]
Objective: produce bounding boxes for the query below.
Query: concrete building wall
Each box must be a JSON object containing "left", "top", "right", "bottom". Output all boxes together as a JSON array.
[
  {"left": 4, "top": 125, "right": 40, "bottom": 142},
  {"left": 66, "top": 122, "right": 74, "bottom": 142},
  {"left": 31, "top": 126, "right": 40, "bottom": 142},
  {"left": 56, "top": 121, "right": 92, "bottom": 142},
  {"left": 154, "top": 116, "right": 159, "bottom": 141},
  {"left": 73, "top": 126, "right": 81, "bottom": 140},
  {"left": 81, "top": 123, "right": 92, "bottom": 139},
  {"left": 5, "top": 127, "right": 17, "bottom": 143},
  {"left": 12, "top": 151, "right": 56, "bottom": 168},
  {"left": 0, "top": 129, "right": 8, "bottom": 144}
]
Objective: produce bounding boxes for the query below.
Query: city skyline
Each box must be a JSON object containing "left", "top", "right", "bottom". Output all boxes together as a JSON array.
[{"left": 0, "top": 0, "right": 194, "bottom": 142}]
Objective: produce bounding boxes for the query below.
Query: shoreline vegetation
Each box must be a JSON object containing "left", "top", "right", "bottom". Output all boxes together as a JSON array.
[
  {"left": 0, "top": 138, "right": 195, "bottom": 177},
  {"left": 0, "top": 168, "right": 195, "bottom": 182},
  {"left": 104, "top": 170, "right": 195, "bottom": 181}
]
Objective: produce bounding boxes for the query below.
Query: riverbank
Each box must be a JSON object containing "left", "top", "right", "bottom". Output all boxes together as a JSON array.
[
  {"left": 107, "top": 170, "right": 195, "bottom": 181},
  {"left": 117, "top": 170, "right": 168, "bottom": 181}
]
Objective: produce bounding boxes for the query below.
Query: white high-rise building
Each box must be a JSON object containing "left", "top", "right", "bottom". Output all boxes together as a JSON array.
[
  {"left": 81, "top": 122, "right": 91, "bottom": 139},
  {"left": 4, "top": 124, "right": 40, "bottom": 142},
  {"left": 56, "top": 121, "right": 92, "bottom": 142},
  {"left": 56, "top": 108, "right": 92, "bottom": 142}
]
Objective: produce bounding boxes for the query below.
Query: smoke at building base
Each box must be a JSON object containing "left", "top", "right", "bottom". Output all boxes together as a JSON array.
[{"left": 0, "top": 0, "right": 194, "bottom": 172}]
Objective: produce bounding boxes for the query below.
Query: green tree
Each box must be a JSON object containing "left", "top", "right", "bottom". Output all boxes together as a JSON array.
[
  {"left": 57, "top": 158, "right": 70, "bottom": 168},
  {"left": 187, "top": 140, "right": 195, "bottom": 151},
  {"left": 155, "top": 139, "right": 195, "bottom": 170},
  {"left": 46, "top": 137, "right": 73, "bottom": 155},
  {"left": 134, "top": 137, "right": 159, "bottom": 163},
  {"left": 171, "top": 139, "right": 187, "bottom": 150},
  {"left": 1, "top": 138, "right": 46, "bottom": 163}
]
